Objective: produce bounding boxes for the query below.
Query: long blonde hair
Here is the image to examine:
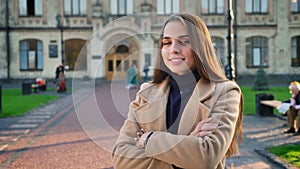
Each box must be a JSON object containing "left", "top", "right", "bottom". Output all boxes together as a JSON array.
[{"left": 152, "top": 12, "right": 243, "bottom": 157}]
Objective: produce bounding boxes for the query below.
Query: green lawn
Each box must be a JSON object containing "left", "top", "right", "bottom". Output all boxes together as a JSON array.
[
  {"left": 0, "top": 88, "right": 58, "bottom": 118},
  {"left": 268, "top": 144, "right": 300, "bottom": 168},
  {"left": 241, "top": 86, "right": 290, "bottom": 115}
]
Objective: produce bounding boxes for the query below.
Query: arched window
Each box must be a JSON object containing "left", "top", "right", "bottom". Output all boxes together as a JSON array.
[
  {"left": 65, "top": 39, "right": 87, "bottom": 70},
  {"left": 291, "top": 36, "right": 300, "bottom": 66},
  {"left": 211, "top": 36, "right": 225, "bottom": 65},
  {"left": 20, "top": 39, "right": 43, "bottom": 70},
  {"left": 246, "top": 36, "right": 269, "bottom": 68},
  {"left": 116, "top": 45, "right": 129, "bottom": 53}
]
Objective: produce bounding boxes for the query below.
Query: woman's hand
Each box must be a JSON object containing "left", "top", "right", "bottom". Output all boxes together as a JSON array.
[
  {"left": 135, "top": 129, "right": 154, "bottom": 148},
  {"left": 189, "top": 118, "right": 218, "bottom": 137}
]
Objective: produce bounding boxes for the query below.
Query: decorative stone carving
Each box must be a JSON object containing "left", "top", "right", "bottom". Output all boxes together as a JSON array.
[
  {"left": 93, "top": 0, "right": 103, "bottom": 18},
  {"left": 140, "top": 2, "right": 152, "bottom": 12}
]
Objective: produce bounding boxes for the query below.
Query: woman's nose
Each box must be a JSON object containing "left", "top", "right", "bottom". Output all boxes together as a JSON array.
[{"left": 169, "top": 41, "right": 180, "bottom": 53}]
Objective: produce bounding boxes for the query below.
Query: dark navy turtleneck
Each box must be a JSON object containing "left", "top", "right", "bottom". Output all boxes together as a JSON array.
[{"left": 166, "top": 70, "right": 201, "bottom": 134}]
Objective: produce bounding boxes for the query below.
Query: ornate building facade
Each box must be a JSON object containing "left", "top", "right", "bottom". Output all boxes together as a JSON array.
[{"left": 0, "top": 0, "right": 299, "bottom": 80}]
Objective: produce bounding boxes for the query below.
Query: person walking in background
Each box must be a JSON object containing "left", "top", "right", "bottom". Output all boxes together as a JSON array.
[
  {"left": 126, "top": 64, "right": 138, "bottom": 89},
  {"left": 56, "top": 72, "right": 66, "bottom": 93},
  {"left": 284, "top": 81, "right": 300, "bottom": 136},
  {"left": 55, "top": 64, "right": 64, "bottom": 80},
  {"left": 143, "top": 62, "right": 150, "bottom": 81},
  {"left": 113, "top": 12, "right": 243, "bottom": 169}
]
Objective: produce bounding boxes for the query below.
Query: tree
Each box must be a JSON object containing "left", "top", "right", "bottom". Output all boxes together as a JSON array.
[{"left": 252, "top": 67, "right": 269, "bottom": 90}]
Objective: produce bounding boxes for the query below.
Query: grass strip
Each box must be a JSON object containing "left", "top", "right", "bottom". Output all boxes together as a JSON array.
[
  {"left": 0, "top": 89, "right": 58, "bottom": 118},
  {"left": 268, "top": 144, "right": 300, "bottom": 168}
]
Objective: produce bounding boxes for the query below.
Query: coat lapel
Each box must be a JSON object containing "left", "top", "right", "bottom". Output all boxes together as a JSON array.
[
  {"left": 177, "top": 78, "right": 215, "bottom": 135},
  {"left": 136, "top": 78, "right": 215, "bottom": 134},
  {"left": 136, "top": 79, "right": 170, "bottom": 131}
]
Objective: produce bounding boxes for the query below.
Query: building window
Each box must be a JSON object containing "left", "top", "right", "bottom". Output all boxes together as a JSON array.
[
  {"left": 64, "top": 0, "right": 87, "bottom": 16},
  {"left": 116, "top": 45, "right": 129, "bottom": 53},
  {"left": 245, "top": 0, "right": 268, "bottom": 14},
  {"left": 291, "top": 0, "right": 300, "bottom": 13},
  {"left": 211, "top": 37, "right": 225, "bottom": 65},
  {"left": 157, "top": 0, "right": 180, "bottom": 15},
  {"left": 108, "top": 60, "right": 113, "bottom": 71},
  {"left": 19, "top": 0, "right": 42, "bottom": 16},
  {"left": 246, "top": 36, "right": 268, "bottom": 68},
  {"left": 145, "top": 53, "right": 151, "bottom": 66},
  {"left": 201, "top": 0, "right": 224, "bottom": 14},
  {"left": 20, "top": 39, "right": 43, "bottom": 70},
  {"left": 110, "top": 0, "right": 133, "bottom": 15},
  {"left": 124, "top": 60, "right": 130, "bottom": 71},
  {"left": 65, "top": 39, "right": 87, "bottom": 70},
  {"left": 291, "top": 36, "right": 300, "bottom": 66}
]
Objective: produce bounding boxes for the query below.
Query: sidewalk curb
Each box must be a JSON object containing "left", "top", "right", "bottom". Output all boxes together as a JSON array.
[{"left": 255, "top": 148, "right": 299, "bottom": 169}]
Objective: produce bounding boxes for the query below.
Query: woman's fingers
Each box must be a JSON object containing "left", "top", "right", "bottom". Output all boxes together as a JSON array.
[
  {"left": 198, "top": 123, "right": 218, "bottom": 131},
  {"left": 195, "top": 131, "right": 212, "bottom": 137},
  {"left": 190, "top": 118, "right": 218, "bottom": 136},
  {"left": 198, "top": 117, "right": 213, "bottom": 124}
]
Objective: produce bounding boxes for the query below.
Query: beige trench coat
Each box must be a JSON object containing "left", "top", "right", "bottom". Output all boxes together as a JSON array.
[{"left": 112, "top": 77, "right": 242, "bottom": 169}]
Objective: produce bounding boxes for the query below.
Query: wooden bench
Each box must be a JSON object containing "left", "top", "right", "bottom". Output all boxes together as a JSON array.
[
  {"left": 260, "top": 100, "right": 291, "bottom": 114},
  {"left": 260, "top": 100, "right": 282, "bottom": 108}
]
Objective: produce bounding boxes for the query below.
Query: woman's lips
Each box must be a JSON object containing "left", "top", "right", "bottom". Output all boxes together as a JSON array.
[{"left": 168, "top": 58, "right": 185, "bottom": 65}]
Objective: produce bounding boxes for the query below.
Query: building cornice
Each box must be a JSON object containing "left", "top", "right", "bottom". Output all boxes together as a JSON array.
[{"left": 6, "top": 27, "right": 93, "bottom": 32}]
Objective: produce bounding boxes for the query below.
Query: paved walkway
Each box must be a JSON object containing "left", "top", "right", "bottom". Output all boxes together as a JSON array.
[
  {"left": 227, "top": 115, "right": 300, "bottom": 169},
  {"left": 0, "top": 80, "right": 299, "bottom": 168}
]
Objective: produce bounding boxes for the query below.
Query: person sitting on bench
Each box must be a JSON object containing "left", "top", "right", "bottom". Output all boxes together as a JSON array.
[{"left": 284, "top": 81, "right": 300, "bottom": 136}]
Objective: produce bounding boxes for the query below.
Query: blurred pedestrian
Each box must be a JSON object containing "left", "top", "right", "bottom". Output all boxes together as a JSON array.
[
  {"left": 55, "top": 64, "right": 64, "bottom": 80},
  {"left": 126, "top": 64, "right": 138, "bottom": 89},
  {"left": 56, "top": 72, "right": 66, "bottom": 93},
  {"left": 143, "top": 62, "right": 150, "bottom": 81}
]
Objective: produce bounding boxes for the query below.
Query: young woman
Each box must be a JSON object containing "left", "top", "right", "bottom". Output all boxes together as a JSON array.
[{"left": 112, "top": 12, "right": 243, "bottom": 169}]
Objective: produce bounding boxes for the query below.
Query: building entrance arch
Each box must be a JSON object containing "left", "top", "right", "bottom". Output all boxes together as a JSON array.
[{"left": 105, "top": 37, "right": 139, "bottom": 81}]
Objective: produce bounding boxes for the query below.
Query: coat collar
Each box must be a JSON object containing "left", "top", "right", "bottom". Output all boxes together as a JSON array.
[
  {"left": 137, "top": 77, "right": 215, "bottom": 134},
  {"left": 139, "top": 77, "right": 214, "bottom": 101}
]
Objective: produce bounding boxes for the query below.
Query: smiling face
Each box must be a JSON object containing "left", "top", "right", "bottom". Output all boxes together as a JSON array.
[
  {"left": 161, "top": 21, "right": 196, "bottom": 75},
  {"left": 290, "top": 84, "right": 300, "bottom": 95}
]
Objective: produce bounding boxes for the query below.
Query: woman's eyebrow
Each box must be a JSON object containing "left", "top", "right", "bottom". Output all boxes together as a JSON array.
[{"left": 163, "top": 34, "right": 189, "bottom": 39}]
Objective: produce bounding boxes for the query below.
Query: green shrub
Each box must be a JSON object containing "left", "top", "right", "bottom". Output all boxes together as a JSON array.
[{"left": 252, "top": 67, "right": 269, "bottom": 91}]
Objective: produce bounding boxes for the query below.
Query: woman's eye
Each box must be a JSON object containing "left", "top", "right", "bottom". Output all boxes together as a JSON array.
[
  {"left": 162, "top": 42, "right": 171, "bottom": 45},
  {"left": 180, "top": 40, "right": 190, "bottom": 45}
]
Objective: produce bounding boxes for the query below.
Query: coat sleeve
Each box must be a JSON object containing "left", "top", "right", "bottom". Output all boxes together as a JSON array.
[
  {"left": 112, "top": 84, "right": 173, "bottom": 169},
  {"left": 144, "top": 81, "right": 241, "bottom": 169}
]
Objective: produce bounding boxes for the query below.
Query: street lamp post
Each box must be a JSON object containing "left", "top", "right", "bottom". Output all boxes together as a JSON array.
[
  {"left": 56, "top": 14, "right": 69, "bottom": 65},
  {"left": 226, "top": 0, "right": 235, "bottom": 80}
]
